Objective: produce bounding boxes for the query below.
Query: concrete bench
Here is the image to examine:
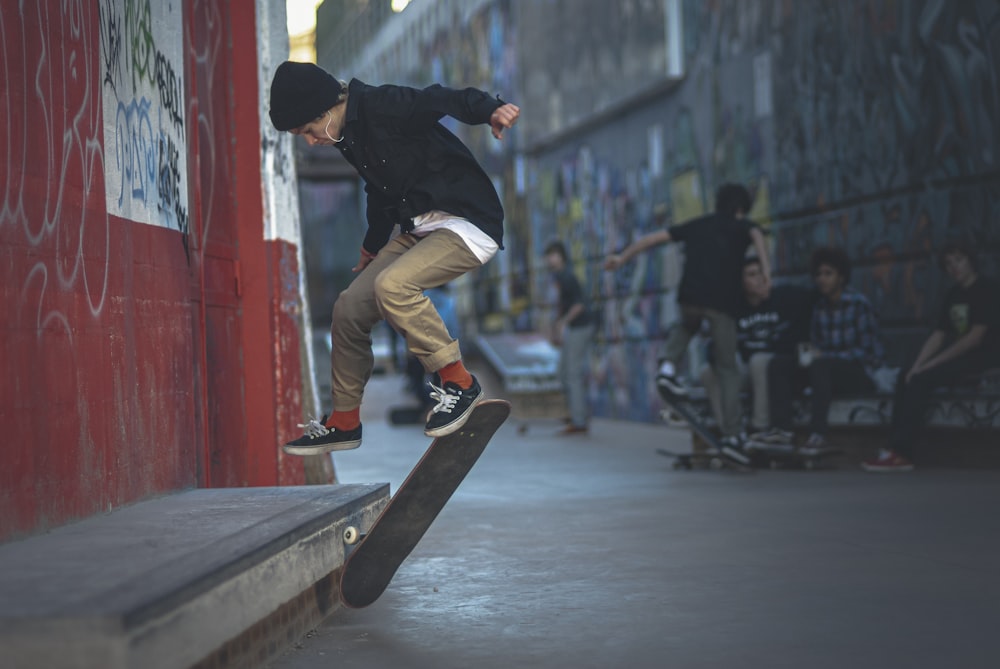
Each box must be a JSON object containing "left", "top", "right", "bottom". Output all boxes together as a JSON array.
[
  {"left": 0, "top": 484, "right": 388, "bottom": 669},
  {"left": 665, "top": 369, "right": 1000, "bottom": 465},
  {"left": 810, "top": 368, "right": 1000, "bottom": 429}
]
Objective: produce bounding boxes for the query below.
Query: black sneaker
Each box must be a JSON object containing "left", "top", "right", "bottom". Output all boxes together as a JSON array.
[
  {"left": 283, "top": 416, "right": 362, "bottom": 456},
  {"left": 656, "top": 370, "right": 689, "bottom": 397},
  {"left": 424, "top": 376, "right": 484, "bottom": 438},
  {"left": 719, "top": 435, "right": 752, "bottom": 465}
]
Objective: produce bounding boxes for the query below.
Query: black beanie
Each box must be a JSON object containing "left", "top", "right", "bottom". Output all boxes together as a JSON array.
[{"left": 269, "top": 61, "right": 344, "bottom": 131}]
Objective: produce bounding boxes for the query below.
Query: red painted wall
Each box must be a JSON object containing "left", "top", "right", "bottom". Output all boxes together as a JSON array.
[{"left": 1, "top": 1, "right": 307, "bottom": 543}]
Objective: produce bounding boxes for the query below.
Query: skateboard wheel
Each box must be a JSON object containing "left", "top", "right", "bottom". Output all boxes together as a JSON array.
[
  {"left": 709, "top": 457, "right": 723, "bottom": 470},
  {"left": 343, "top": 526, "right": 360, "bottom": 545}
]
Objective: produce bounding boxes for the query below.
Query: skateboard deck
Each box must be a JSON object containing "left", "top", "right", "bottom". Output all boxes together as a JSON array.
[
  {"left": 656, "top": 448, "right": 739, "bottom": 471},
  {"left": 657, "top": 388, "right": 753, "bottom": 471},
  {"left": 340, "top": 399, "right": 511, "bottom": 608}
]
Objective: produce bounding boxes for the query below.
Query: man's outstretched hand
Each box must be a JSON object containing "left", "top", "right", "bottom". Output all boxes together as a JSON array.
[{"left": 491, "top": 103, "right": 520, "bottom": 140}]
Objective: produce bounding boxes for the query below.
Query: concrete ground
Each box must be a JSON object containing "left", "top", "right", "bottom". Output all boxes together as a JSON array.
[{"left": 270, "top": 373, "right": 1000, "bottom": 669}]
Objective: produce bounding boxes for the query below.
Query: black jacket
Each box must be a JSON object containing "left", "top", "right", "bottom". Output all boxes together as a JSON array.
[{"left": 336, "top": 79, "right": 506, "bottom": 254}]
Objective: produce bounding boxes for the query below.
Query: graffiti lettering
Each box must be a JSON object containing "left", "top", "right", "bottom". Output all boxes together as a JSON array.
[
  {"left": 124, "top": 0, "right": 155, "bottom": 90},
  {"left": 100, "top": 2, "right": 124, "bottom": 93},
  {"left": 157, "top": 134, "right": 189, "bottom": 234},
  {"left": 114, "top": 97, "right": 157, "bottom": 208},
  {"left": 154, "top": 51, "right": 183, "bottom": 131}
]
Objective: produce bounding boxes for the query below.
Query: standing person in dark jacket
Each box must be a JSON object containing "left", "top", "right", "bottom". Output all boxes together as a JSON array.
[
  {"left": 268, "top": 61, "right": 520, "bottom": 455},
  {"left": 544, "top": 240, "right": 595, "bottom": 435},
  {"left": 604, "top": 184, "right": 771, "bottom": 459},
  {"left": 864, "top": 243, "right": 1000, "bottom": 472}
]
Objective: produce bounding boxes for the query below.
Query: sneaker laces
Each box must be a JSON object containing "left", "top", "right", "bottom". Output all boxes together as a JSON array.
[
  {"left": 428, "top": 383, "right": 460, "bottom": 415},
  {"left": 298, "top": 417, "right": 330, "bottom": 439}
]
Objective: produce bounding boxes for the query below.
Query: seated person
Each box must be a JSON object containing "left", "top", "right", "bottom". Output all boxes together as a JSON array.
[
  {"left": 700, "top": 257, "right": 816, "bottom": 440},
  {"left": 768, "top": 246, "right": 885, "bottom": 450},
  {"left": 864, "top": 242, "right": 1000, "bottom": 472}
]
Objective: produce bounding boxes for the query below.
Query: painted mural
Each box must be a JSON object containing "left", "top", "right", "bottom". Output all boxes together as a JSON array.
[
  {"left": 1, "top": 1, "right": 200, "bottom": 540},
  {"left": 320, "top": 0, "right": 998, "bottom": 424},
  {"left": 100, "top": 0, "right": 189, "bottom": 232},
  {"left": 527, "top": 0, "right": 1000, "bottom": 421},
  {"left": 1, "top": 0, "right": 308, "bottom": 541}
]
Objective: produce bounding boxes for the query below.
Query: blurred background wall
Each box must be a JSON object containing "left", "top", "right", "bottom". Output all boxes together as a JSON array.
[{"left": 296, "top": 0, "right": 999, "bottom": 422}]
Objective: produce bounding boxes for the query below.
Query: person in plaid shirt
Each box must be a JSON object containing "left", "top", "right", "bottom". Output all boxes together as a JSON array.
[{"left": 767, "top": 247, "right": 884, "bottom": 450}]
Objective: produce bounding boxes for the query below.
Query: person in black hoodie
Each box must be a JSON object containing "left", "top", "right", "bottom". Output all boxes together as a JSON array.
[{"left": 268, "top": 61, "right": 520, "bottom": 455}]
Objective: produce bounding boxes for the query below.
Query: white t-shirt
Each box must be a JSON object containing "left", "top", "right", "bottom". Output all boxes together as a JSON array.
[{"left": 410, "top": 210, "right": 498, "bottom": 264}]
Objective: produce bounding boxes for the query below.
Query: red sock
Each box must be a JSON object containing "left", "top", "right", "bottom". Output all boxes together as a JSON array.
[
  {"left": 437, "top": 360, "right": 473, "bottom": 389},
  {"left": 325, "top": 407, "right": 360, "bottom": 430}
]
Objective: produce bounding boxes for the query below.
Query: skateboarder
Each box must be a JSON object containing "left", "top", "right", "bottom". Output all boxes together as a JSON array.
[
  {"left": 604, "top": 183, "right": 771, "bottom": 453},
  {"left": 268, "top": 61, "right": 520, "bottom": 454}
]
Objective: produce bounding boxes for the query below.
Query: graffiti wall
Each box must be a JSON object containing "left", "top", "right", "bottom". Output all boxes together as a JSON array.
[
  {"left": 524, "top": 0, "right": 1000, "bottom": 421},
  {"left": 1, "top": 0, "right": 309, "bottom": 541},
  {"left": 100, "top": 0, "right": 189, "bottom": 231},
  {"left": 0, "top": 1, "right": 198, "bottom": 540},
  {"left": 313, "top": 0, "right": 998, "bottom": 424}
]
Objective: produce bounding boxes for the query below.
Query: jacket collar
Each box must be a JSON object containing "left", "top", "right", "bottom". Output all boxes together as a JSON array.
[{"left": 345, "top": 78, "right": 366, "bottom": 124}]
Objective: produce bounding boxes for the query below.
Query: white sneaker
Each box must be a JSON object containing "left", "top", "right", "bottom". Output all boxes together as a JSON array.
[
  {"left": 798, "top": 432, "right": 826, "bottom": 456},
  {"left": 655, "top": 361, "right": 689, "bottom": 396},
  {"left": 749, "top": 427, "right": 794, "bottom": 444}
]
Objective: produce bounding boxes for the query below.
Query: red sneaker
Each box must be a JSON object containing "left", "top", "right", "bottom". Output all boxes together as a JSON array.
[{"left": 862, "top": 449, "right": 914, "bottom": 472}]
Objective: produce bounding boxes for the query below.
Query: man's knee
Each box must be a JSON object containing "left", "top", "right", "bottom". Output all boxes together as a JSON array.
[
  {"left": 748, "top": 353, "right": 771, "bottom": 375},
  {"left": 332, "top": 288, "right": 359, "bottom": 322},
  {"left": 373, "top": 266, "right": 413, "bottom": 309}
]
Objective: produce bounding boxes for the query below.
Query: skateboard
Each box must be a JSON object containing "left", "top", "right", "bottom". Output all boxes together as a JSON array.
[
  {"left": 657, "top": 387, "right": 753, "bottom": 472},
  {"left": 747, "top": 441, "right": 843, "bottom": 470},
  {"left": 656, "top": 448, "right": 740, "bottom": 471},
  {"left": 339, "top": 399, "right": 511, "bottom": 608}
]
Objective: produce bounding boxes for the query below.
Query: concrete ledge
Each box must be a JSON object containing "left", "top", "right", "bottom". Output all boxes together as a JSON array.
[{"left": 0, "top": 484, "right": 389, "bottom": 669}]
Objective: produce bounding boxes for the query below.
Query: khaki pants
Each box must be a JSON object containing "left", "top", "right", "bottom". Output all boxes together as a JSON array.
[
  {"left": 700, "top": 352, "right": 774, "bottom": 432},
  {"left": 330, "top": 230, "right": 482, "bottom": 411},
  {"left": 662, "top": 305, "right": 741, "bottom": 436}
]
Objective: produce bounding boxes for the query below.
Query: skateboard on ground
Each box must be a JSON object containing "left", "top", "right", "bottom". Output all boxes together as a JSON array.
[
  {"left": 746, "top": 441, "right": 844, "bottom": 470},
  {"left": 656, "top": 387, "right": 753, "bottom": 472},
  {"left": 339, "top": 399, "right": 511, "bottom": 608},
  {"left": 656, "top": 448, "right": 742, "bottom": 471}
]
